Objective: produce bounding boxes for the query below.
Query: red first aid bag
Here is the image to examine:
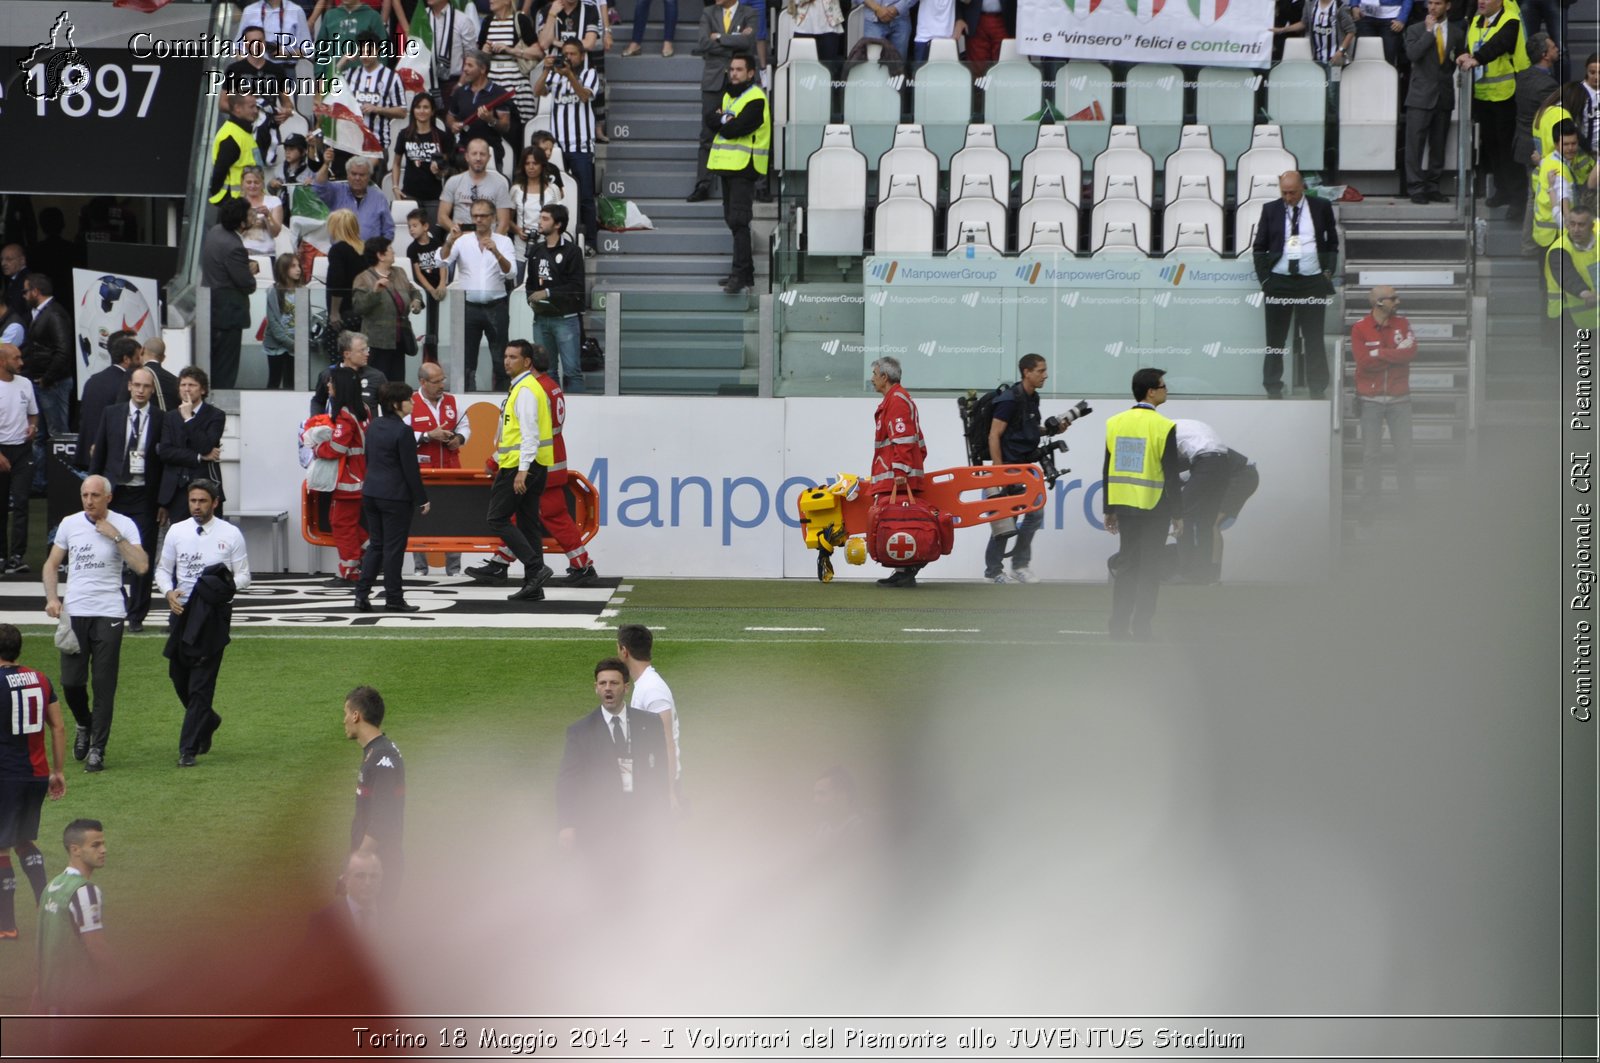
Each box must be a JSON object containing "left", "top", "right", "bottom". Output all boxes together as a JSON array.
[{"left": 868, "top": 481, "right": 954, "bottom": 568}]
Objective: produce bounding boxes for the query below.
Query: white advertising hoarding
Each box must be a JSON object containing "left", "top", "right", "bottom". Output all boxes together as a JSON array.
[
  {"left": 239, "top": 393, "right": 1331, "bottom": 582},
  {"left": 1017, "top": 0, "right": 1274, "bottom": 68}
]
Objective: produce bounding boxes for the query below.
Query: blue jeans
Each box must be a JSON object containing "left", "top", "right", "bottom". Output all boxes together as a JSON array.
[
  {"left": 631, "top": 0, "right": 678, "bottom": 44},
  {"left": 32, "top": 377, "right": 72, "bottom": 491},
  {"left": 984, "top": 498, "right": 1042, "bottom": 577},
  {"left": 861, "top": 8, "right": 912, "bottom": 61},
  {"left": 1519, "top": 0, "right": 1562, "bottom": 44},
  {"left": 534, "top": 313, "right": 585, "bottom": 393}
]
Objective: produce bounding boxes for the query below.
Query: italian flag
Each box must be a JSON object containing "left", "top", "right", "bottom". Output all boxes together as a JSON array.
[
  {"left": 1186, "top": 0, "right": 1229, "bottom": 23},
  {"left": 314, "top": 80, "right": 385, "bottom": 160},
  {"left": 1060, "top": 0, "right": 1101, "bottom": 15},
  {"left": 1125, "top": 0, "right": 1166, "bottom": 19},
  {"left": 398, "top": 0, "right": 476, "bottom": 97}
]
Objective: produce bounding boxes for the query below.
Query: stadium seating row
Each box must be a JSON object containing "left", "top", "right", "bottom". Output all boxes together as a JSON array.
[{"left": 807, "top": 124, "right": 1298, "bottom": 256}]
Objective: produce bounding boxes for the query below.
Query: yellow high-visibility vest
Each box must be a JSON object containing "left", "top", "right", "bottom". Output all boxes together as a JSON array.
[
  {"left": 494, "top": 371, "right": 554, "bottom": 471},
  {"left": 1104, "top": 406, "right": 1176, "bottom": 511},
  {"left": 1544, "top": 222, "right": 1600, "bottom": 328},
  {"left": 208, "top": 120, "right": 260, "bottom": 204},
  {"left": 1466, "top": 0, "right": 1528, "bottom": 103},
  {"left": 1533, "top": 151, "right": 1584, "bottom": 248},
  {"left": 707, "top": 83, "right": 770, "bottom": 176}
]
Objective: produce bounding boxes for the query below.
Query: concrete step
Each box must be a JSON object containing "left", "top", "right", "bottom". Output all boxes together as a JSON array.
[
  {"left": 601, "top": 289, "right": 758, "bottom": 310},
  {"left": 607, "top": 81, "right": 702, "bottom": 105},
  {"left": 630, "top": 199, "right": 727, "bottom": 221},
  {"left": 621, "top": 335, "right": 749, "bottom": 369},
  {"left": 604, "top": 225, "right": 732, "bottom": 253},
  {"left": 608, "top": 25, "right": 703, "bottom": 47},
  {"left": 610, "top": 112, "right": 702, "bottom": 141},
  {"left": 601, "top": 161, "right": 701, "bottom": 198},
  {"left": 606, "top": 138, "right": 700, "bottom": 164},
  {"left": 620, "top": 367, "right": 758, "bottom": 394},
  {"left": 605, "top": 54, "right": 706, "bottom": 80},
  {"left": 613, "top": 0, "right": 710, "bottom": 21},
  {"left": 623, "top": 309, "right": 749, "bottom": 333}
]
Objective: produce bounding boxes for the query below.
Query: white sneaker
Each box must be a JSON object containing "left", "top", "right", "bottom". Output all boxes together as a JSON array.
[
  {"left": 990, "top": 571, "right": 1018, "bottom": 584},
  {"left": 1012, "top": 567, "right": 1040, "bottom": 584}
]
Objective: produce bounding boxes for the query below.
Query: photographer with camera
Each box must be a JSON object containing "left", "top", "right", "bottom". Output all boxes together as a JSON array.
[{"left": 983, "top": 354, "right": 1085, "bottom": 585}]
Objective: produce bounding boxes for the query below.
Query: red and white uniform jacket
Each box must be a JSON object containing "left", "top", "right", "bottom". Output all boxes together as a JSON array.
[
  {"left": 409, "top": 391, "right": 465, "bottom": 469},
  {"left": 536, "top": 372, "right": 569, "bottom": 487},
  {"left": 1351, "top": 312, "right": 1417, "bottom": 399},
  {"left": 871, "top": 382, "right": 926, "bottom": 494},
  {"left": 315, "top": 410, "right": 367, "bottom": 493}
]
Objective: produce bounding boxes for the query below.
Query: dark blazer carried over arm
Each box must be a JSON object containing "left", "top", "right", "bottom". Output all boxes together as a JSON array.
[
  {"left": 361, "top": 414, "right": 428, "bottom": 506},
  {"left": 1251, "top": 196, "right": 1339, "bottom": 284}
]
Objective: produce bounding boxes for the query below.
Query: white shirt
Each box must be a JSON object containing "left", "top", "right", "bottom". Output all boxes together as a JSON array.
[
  {"left": 56, "top": 510, "right": 141, "bottom": 618},
  {"left": 1272, "top": 199, "right": 1323, "bottom": 276},
  {"left": 1172, "top": 419, "right": 1227, "bottom": 462},
  {"left": 120, "top": 401, "right": 155, "bottom": 486},
  {"left": 915, "top": 0, "right": 957, "bottom": 42},
  {"left": 406, "top": 392, "right": 472, "bottom": 445},
  {"left": 31, "top": 296, "right": 53, "bottom": 321},
  {"left": 238, "top": 0, "right": 313, "bottom": 57},
  {"left": 445, "top": 232, "right": 515, "bottom": 301},
  {"left": 0, "top": 374, "right": 38, "bottom": 446},
  {"left": 156, "top": 516, "right": 253, "bottom": 606},
  {"left": 629, "top": 664, "right": 681, "bottom": 778}
]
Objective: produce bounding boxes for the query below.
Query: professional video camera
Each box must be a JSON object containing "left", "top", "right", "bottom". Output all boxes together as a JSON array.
[{"left": 1044, "top": 399, "right": 1093, "bottom": 435}]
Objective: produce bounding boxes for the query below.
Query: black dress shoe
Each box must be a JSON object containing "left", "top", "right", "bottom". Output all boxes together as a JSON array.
[
  {"left": 1427, "top": 191, "right": 1449, "bottom": 202},
  {"left": 508, "top": 582, "right": 547, "bottom": 602},
  {"left": 527, "top": 563, "right": 555, "bottom": 589},
  {"left": 353, "top": 593, "right": 372, "bottom": 612},
  {"left": 876, "top": 568, "right": 918, "bottom": 588},
  {"left": 722, "top": 277, "right": 752, "bottom": 294},
  {"left": 128, "top": 619, "right": 143, "bottom": 633},
  {"left": 685, "top": 184, "right": 711, "bottom": 202},
  {"left": 465, "top": 561, "right": 509, "bottom": 584},
  {"left": 1410, "top": 193, "right": 1430, "bottom": 205},
  {"left": 383, "top": 601, "right": 421, "bottom": 613},
  {"left": 73, "top": 726, "right": 89, "bottom": 762},
  {"left": 320, "top": 577, "right": 355, "bottom": 589},
  {"left": 177, "top": 754, "right": 197, "bottom": 768}
]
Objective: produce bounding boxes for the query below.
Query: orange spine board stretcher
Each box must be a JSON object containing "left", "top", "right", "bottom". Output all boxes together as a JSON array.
[
  {"left": 796, "top": 464, "right": 1047, "bottom": 580},
  {"left": 301, "top": 470, "right": 600, "bottom": 554}
]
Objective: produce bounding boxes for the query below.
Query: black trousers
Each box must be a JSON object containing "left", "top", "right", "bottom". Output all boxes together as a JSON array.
[
  {"left": 0, "top": 440, "right": 32, "bottom": 561},
  {"left": 1261, "top": 273, "right": 1332, "bottom": 397},
  {"left": 60, "top": 616, "right": 125, "bottom": 756},
  {"left": 695, "top": 90, "right": 723, "bottom": 187},
  {"left": 1178, "top": 451, "right": 1247, "bottom": 582},
  {"left": 110, "top": 485, "right": 158, "bottom": 624},
  {"left": 463, "top": 298, "right": 510, "bottom": 393},
  {"left": 1109, "top": 506, "right": 1169, "bottom": 637},
  {"left": 210, "top": 326, "right": 242, "bottom": 390},
  {"left": 1473, "top": 94, "right": 1522, "bottom": 202},
  {"left": 357, "top": 495, "right": 414, "bottom": 603},
  {"left": 166, "top": 617, "right": 225, "bottom": 757},
  {"left": 485, "top": 465, "right": 546, "bottom": 570},
  {"left": 368, "top": 346, "right": 405, "bottom": 386},
  {"left": 722, "top": 168, "right": 756, "bottom": 283}
]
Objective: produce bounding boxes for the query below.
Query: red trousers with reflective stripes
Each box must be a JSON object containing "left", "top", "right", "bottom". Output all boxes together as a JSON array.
[{"left": 331, "top": 495, "right": 366, "bottom": 579}]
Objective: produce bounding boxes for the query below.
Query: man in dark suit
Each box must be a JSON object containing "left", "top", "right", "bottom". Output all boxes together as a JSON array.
[
  {"left": 157, "top": 367, "right": 227, "bottom": 516},
  {"left": 200, "top": 197, "right": 258, "bottom": 392},
  {"left": 354, "top": 383, "right": 430, "bottom": 614},
  {"left": 307, "top": 849, "right": 384, "bottom": 942},
  {"left": 1252, "top": 170, "right": 1339, "bottom": 399},
  {"left": 1403, "top": 0, "right": 1467, "bottom": 204},
  {"left": 20, "top": 274, "right": 74, "bottom": 489},
  {"left": 89, "top": 367, "right": 164, "bottom": 632},
  {"left": 76, "top": 333, "right": 139, "bottom": 470},
  {"left": 556, "top": 658, "right": 671, "bottom": 870},
  {"left": 688, "top": 0, "right": 759, "bottom": 202},
  {"left": 139, "top": 339, "right": 182, "bottom": 414}
]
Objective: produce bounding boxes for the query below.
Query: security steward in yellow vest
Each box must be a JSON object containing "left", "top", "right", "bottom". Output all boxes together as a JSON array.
[
  {"left": 1460, "top": 0, "right": 1529, "bottom": 208},
  {"left": 1533, "top": 121, "right": 1598, "bottom": 248},
  {"left": 705, "top": 53, "right": 769, "bottom": 296},
  {"left": 207, "top": 94, "right": 263, "bottom": 205},
  {"left": 1102, "top": 368, "right": 1184, "bottom": 641},
  {"left": 1545, "top": 204, "right": 1600, "bottom": 333},
  {"left": 486, "top": 341, "right": 556, "bottom": 602}
]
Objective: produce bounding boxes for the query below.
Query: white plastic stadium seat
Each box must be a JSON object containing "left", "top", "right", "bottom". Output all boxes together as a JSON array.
[
  {"left": 946, "top": 174, "right": 1007, "bottom": 252},
  {"left": 963, "top": 124, "right": 1000, "bottom": 151},
  {"left": 1235, "top": 193, "right": 1277, "bottom": 251},
  {"left": 1162, "top": 200, "right": 1225, "bottom": 254},
  {"left": 1352, "top": 36, "right": 1387, "bottom": 63},
  {"left": 1266, "top": 63, "right": 1327, "bottom": 167},
  {"left": 981, "top": 59, "right": 1046, "bottom": 166},
  {"left": 950, "top": 219, "right": 1003, "bottom": 255},
  {"left": 1024, "top": 173, "right": 1069, "bottom": 201},
  {"left": 878, "top": 133, "right": 939, "bottom": 204},
  {"left": 1096, "top": 220, "right": 1146, "bottom": 254},
  {"left": 778, "top": 58, "right": 832, "bottom": 168},
  {"left": 1094, "top": 157, "right": 1153, "bottom": 206},
  {"left": 950, "top": 139, "right": 1012, "bottom": 208},
  {"left": 913, "top": 58, "right": 974, "bottom": 165},
  {"left": 1018, "top": 198, "right": 1079, "bottom": 252},
  {"left": 1281, "top": 37, "right": 1313, "bottom": 61},
  {"left": 1169, "top": 173, "right": 1219, "bottom": 205},
  {"left": 927, "top": 38, "right": 960, "bottom": 62},
  {"left": 874, "top": 196, "right": 935, "bottom": 254},
  {"left": 843, "top": 62, "right": 904, "bottom": 163},
  {"left": 1021, "top": 141, "right": 1082, "bottom": 207},
  {"left": 1168, "top": 222, "right": 1219, "bottom": 253},
  {"left": 787, "top": 36, "right": 818, "bottom": 63},
  {"left": 1022, "top": 221, "right": 1073, "bottom": 253},
  {"left": 808, "top": 127, "right": 869, "bottom": 254},
  {"left": 998, "top": 39, "right": 1022, "bottom": 63},
  {"left": 1107, "top": 125, "right": 1143, "bottom": 152},
  {"left": 1090, "top": 200, "right": 1151, "bottom": 253},
  {"left": 1194, "top": 68, "right": 1258, "bottom": 167},
  {"left": 1338, "top": 55, "right": 1399, "bottom": 170},
  {"left": 1236, "top": 134, "right": 1298, "bottom": 207},
  {"left": 1056, "top": 61, "right": 1113, "bottom": 159},
  {"left": 1123, "top": 66, "right": 1184, "bottom": 162},
  {"left": 1164, "top": 130, "right": 1225, "bottom": 204}
]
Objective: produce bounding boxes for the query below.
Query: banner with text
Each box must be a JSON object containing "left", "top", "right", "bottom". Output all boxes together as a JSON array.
[{"left": 1016, "top": 0, "right": 1274, "bottom": 68}]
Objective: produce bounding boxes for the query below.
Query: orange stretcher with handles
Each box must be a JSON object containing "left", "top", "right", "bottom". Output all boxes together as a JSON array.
[
  {"left": 795, "top": 464, "right": 1047, "bottom": 582},
  {"left": 300, "top": 470, "right": 601, "bottom": 554}
]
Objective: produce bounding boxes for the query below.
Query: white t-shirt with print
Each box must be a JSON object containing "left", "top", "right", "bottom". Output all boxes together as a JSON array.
[{"left": 57, "top": 510, "right": 141, "bottom": 618}]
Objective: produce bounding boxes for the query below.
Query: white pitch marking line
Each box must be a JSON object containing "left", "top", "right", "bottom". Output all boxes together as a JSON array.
[
  {"left": 618, "top": 584, "right": 634, "bottom": 592},
  {"left": 745, "top": 626, "right": 826, "bottom": 632},
  {"left": 902, "top": 628, "right": 981, "bottom": 633},
  {"left": 611, "top": 597, "right": 626, "bottom": 604},
  {"left": 1058, "top": 629, "right": 1106, "bottom": 635}
]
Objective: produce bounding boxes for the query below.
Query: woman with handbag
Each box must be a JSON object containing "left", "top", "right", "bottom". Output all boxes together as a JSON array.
[
  {"left": 351, "top": 237, "right": 424, "bottom": 382},
  {"left": 313, "top": 367, "right": 369, "bottom": 585}
]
